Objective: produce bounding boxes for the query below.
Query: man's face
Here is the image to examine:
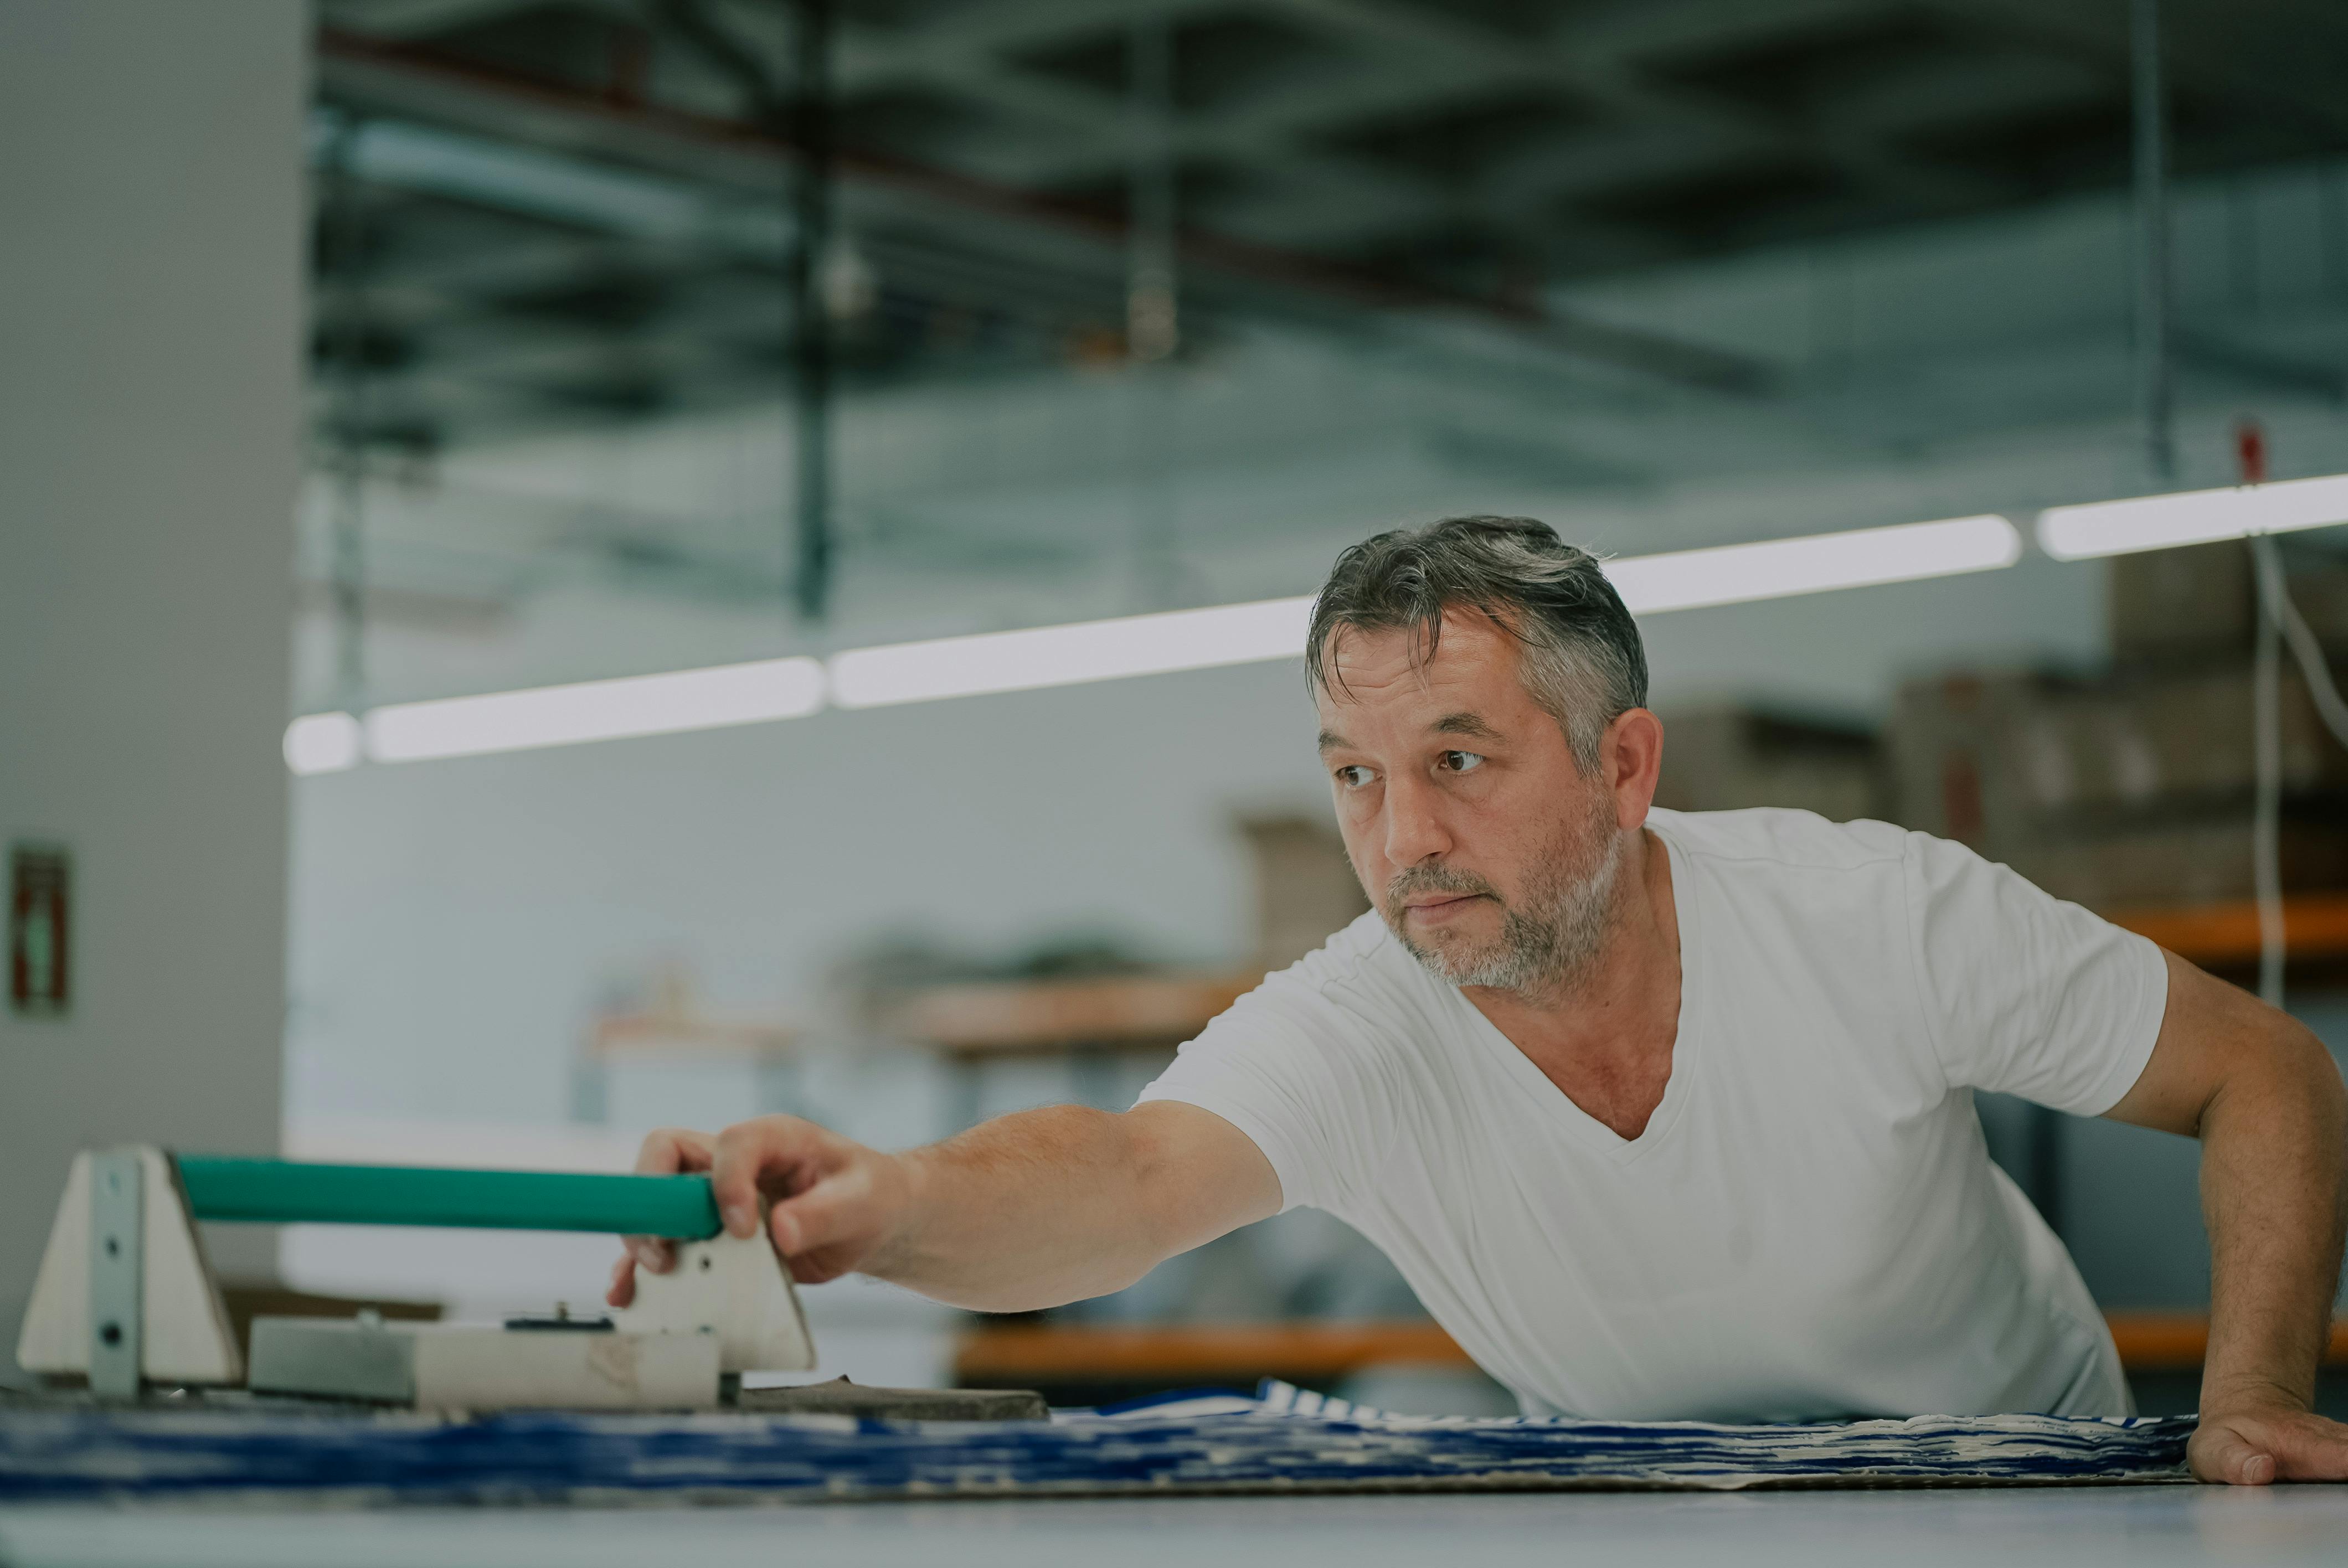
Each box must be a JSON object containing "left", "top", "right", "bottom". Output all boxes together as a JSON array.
[{"left": 1315, "top": 613, "right": 1630, "bottom": 994}]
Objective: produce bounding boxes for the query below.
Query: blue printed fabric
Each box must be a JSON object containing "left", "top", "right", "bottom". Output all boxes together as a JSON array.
[{"left": 0, "top": 1381, "right": 2193, "bottom": 1505}]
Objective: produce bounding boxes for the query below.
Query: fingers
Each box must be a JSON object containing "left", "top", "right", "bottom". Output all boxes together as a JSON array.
[
  {"left": 769, "top": 1172, "right": 857, "bottom": 1260},
  {"left": 710, "top": 1116, "right": 825, "bottom": 1240},
  {"left": 618, "top": 1235, "right": 675, "bottom": 1276},
  {"left": 2193, "top": 1423, "right": 2278, "bottom": 1486},
  {"left": 616, "top": 1127, "right": 712, "bottom": 1278},
  {"left": 606, "top": 1253, "right": 636, "bottom": 1308},
  {"left": 634, "top": 1127, "right": 715, "bottom": 1175},
  {"left": 2193, "top": 1410, "right": 2348, "bottom": 1484},
  {"left": 2268, "top": 1414, "right": 2348, "bottom": 1482}
]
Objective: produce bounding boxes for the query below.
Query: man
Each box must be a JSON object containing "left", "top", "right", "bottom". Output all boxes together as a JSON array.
[{"left": 611, "top": 515, "right": 2348, "bottom": 1484}]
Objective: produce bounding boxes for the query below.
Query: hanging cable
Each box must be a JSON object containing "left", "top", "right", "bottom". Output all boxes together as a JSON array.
[
  {"left": 2252, "top": 531, "right": 2286, "bottom": 1005},
  {"left": 2248, "top": 535, "right": 2348, "bottom": 1005},
  {"left": 2240, "top": 420, "right": 2348, "bottom": 1005},
  {"left": 2253, "top": 541, "right": 2348, "bottom": 750}
]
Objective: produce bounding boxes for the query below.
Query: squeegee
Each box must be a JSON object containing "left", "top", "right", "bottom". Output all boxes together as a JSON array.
[{"left": 14, "top": 1147, "right": 815, "bottom": 1409}]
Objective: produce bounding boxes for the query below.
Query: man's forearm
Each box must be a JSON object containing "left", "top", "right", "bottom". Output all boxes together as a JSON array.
[
  {"left": 863, "top": 1104, "right": 1182, "bottom": 1312},
  {"left": 2200, "top": 1020, "right": 2348, "bottom": 1414}
]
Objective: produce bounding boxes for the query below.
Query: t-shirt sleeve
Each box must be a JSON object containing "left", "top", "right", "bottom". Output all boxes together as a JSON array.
[
  {"left": 1133, "top": 965, "right": 1396, "bottom": 1217},
  {"left": 1902, "top": 829, "right": 2170, "bottom": 1116}
]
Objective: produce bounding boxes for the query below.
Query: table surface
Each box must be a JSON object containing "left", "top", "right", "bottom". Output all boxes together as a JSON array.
[{"left": 7, "top": 1486, "right": 2348, "bottom": 1568}]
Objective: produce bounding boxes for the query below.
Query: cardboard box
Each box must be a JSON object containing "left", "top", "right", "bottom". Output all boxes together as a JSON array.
[
  {"left": 2005, "top": 817, "right": 2348, "bottom": 910},
  {"left": 1240, "top": 816, "right": 1370, "bottom": 972},
  {"left": 1886, "top": 670, "right": 2070, "bottom": 849},
  {"left": 2279, "top": 558, "right": 2348, "bottom": 645},
  {"left": 2014, "top": 664, "right": 2348, "bottom": 814},
  {"left": 1890, "top": 663, "right": 2348, "bottom": 847},
  {"left": 2109, "top": 542, "right": 2253, "bottom": 663},
  {"left": 1654, "top": 707, "right": 1884, "bottom": 823}
]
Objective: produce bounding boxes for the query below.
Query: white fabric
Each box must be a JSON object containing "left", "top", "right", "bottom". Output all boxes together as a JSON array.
[{"left": 1137, "top": 808, "right": 2169, "bottom": 1423}]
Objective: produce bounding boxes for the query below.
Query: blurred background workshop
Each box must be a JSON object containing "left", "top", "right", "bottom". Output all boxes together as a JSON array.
[{"left": 9, "top": 0, "right": 2348, "bottom": 1557}]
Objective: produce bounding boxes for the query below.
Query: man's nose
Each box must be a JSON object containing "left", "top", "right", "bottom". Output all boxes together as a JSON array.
[{"left": 1382, "top": 772, "right": 1452, "bottom": 866}]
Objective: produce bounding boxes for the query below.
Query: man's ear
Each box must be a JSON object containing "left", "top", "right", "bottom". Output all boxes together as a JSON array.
[{"left": 1604, "top": 708, "right": 1664, "bottom": 829}]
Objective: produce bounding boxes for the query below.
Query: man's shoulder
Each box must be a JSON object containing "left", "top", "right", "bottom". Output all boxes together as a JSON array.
[
  {"left": 1270, "top": 909, "right": 1414, "bottom": 998},
  {"left": 1234, "top": 911, "right": 1445, "bottom": 1036},
  {"left": 1647, "top": 806, "right": 1913, "bottom": 875}
]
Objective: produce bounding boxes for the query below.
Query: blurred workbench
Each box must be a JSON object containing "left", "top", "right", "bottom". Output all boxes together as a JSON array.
[
  {"left": 882, "top": 970, "right": 1260, "bottom": 1129},
  {"left": 572, "top": 1004, "right": 805, "bottom": 1126}
]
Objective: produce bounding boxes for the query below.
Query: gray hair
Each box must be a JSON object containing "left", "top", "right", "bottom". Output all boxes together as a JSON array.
[{"left": 1305, "top": 515, "right": 1649, "bottom": 769}]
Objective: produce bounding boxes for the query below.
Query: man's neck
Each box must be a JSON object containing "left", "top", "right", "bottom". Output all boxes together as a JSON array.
[{"left": 1461, "top": 826, "right": 1683, "bottom": 1139}]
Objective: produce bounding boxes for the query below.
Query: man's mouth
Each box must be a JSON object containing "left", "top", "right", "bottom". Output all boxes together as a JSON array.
[{"left": 1403, "top": 893, "right": 1489, "bottom": 922}]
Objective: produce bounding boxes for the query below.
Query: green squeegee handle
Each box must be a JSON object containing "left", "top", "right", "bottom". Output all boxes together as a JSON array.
[{"left": 173, "top": 1156, "right": 723, "bottom": 1239}]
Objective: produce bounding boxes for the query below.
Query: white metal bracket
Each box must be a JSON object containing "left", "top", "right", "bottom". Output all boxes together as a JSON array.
[
  {"left": 614, "top": 1227, "right": 816, "bottom": 1374},
  {"left": 15, "top": 1147, "right": 244, "bottom": 1392},
  {"left": 85, "top": 1150, "right": 143, "bottom": 1398}
]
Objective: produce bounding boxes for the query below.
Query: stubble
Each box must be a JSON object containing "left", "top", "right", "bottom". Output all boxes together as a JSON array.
[{"left": 1380, "top": 789, "right": 1626, "bottom": 997}]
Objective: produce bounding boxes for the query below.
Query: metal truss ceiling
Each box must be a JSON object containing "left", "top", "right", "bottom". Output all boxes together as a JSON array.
[{"left": 315, "top": 0, "right": 2348, "bottom": 449}]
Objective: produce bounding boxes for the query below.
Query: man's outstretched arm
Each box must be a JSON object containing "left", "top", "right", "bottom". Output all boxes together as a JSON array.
[
  {"left": 2107, "top": 949, "right": 2348, "bottom": 1484},
  {"left": 606, "top": 1101, "right": 1282, "bottom": 1313}
]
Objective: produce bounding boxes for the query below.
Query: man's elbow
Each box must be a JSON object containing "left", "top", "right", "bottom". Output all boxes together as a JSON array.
[{"left": 2249, "top": 1014, "right": 2347, "bottom": 1138}]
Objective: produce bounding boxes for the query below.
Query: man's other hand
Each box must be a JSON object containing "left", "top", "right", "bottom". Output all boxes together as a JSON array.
[
  {"left": 2191, "top": 1399, "right": 2348, "bottom": 1484},
  {"left": 605, "top": 1116, "right": 914, "bottom": 1307}
]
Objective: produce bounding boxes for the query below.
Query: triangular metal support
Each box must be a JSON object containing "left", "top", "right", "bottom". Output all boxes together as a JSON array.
[
  {"left": 615, "top": 1226, "right": 816, "bottom": 1374},
  {"left": 14, "top": 1147, "right": 244, "bottom": 1392}
]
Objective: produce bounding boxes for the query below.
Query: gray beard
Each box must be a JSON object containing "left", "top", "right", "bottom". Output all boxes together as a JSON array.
[{"left": 1382, "top": 812, "right": 1626, "bottom": 997}]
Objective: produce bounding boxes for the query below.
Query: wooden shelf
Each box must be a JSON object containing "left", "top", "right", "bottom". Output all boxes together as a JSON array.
[
  {"left": 957, "top": 1316, "right": 2348, "bottom": 1387},
  {"left": 882, "top": 972, "right": 1261, "bottom": 1058},
  {"left": 883, "top": 893, "right": 2348, "bottom": 1064},
  {"left": 2105, "top": 894, "right": 2348, "bottom": 967},
  {"left": 589, "top": 1012, "right": 800, "bottom": 1060}
]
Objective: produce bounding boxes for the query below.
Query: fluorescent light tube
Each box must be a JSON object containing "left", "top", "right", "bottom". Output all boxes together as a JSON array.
[
  {"left": 825, "top": 519, "right": 2025, "bottom": 709},
  {"left": 1604, "top": 514, "right": 2022, "bottom": 615},
  {"left": 827, "top": 596, "right": 1314, "bottom": 709},
  {"left": 2037, "top": 472, "right": 2348, "bottom": 560},
  {"left": 291, "top": 515, "right": 2035, "bottom": 765},
  {"left": 362, "top": 657, "right": 826, "bottom": 764},
  {"left": 283, "top": 711, "right": 362, "bottom": 775}
]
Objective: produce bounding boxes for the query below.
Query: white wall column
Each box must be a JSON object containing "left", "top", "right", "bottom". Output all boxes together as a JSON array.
[{"left": 0, "top": 0, "right": 307, "bottom": 1365}]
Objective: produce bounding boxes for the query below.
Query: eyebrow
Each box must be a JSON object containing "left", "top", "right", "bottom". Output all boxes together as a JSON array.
[
  {"left": 1319, "top": 712, "right": 1499, "bottom": 754},
  {"left": 1431, "top": 711, "right": 1501, "bottom": 740}
]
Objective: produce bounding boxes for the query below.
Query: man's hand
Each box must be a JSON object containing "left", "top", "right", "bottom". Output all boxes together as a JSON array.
[
  {"left": 606, "top": 1101, "right": 1277, "bottom": 1314},
  {"left": 2191, "top": 1395, "right": 2348, "bottom": 1484},
  {"left": 2108, "top": 951, "right": 2348, "bottom": 1485},
  {"left": 605, "top": 1116, "right": 915, "bottom": 1307}
]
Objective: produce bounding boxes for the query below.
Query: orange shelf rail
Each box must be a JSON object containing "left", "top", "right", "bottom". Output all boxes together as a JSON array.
[
  {"left": 2104, "top": 1311, "right": 2348, "bottom": 1371},
  {"left": 2106, "top": 894, "right": 2348, "bottom": 967},
  {"left": 957, "top": 1315, "right": 2348, "bottom": 1386},
  {"left": 957, "top": 1321, "right": 1471, "bottom": 1384}
]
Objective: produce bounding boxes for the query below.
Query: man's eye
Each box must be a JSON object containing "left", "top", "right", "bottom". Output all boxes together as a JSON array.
[
  {"left": 1335, "top": 765, "right": 1374, "bottom": 789},
  {"left": 1440, "top": 751, "right": 1485, "bottom": 773}
]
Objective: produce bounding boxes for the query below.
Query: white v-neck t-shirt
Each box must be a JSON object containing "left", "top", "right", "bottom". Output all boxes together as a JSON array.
[{"left": 1136, "top": 807, "right": 2168, "bottom": 1422}]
